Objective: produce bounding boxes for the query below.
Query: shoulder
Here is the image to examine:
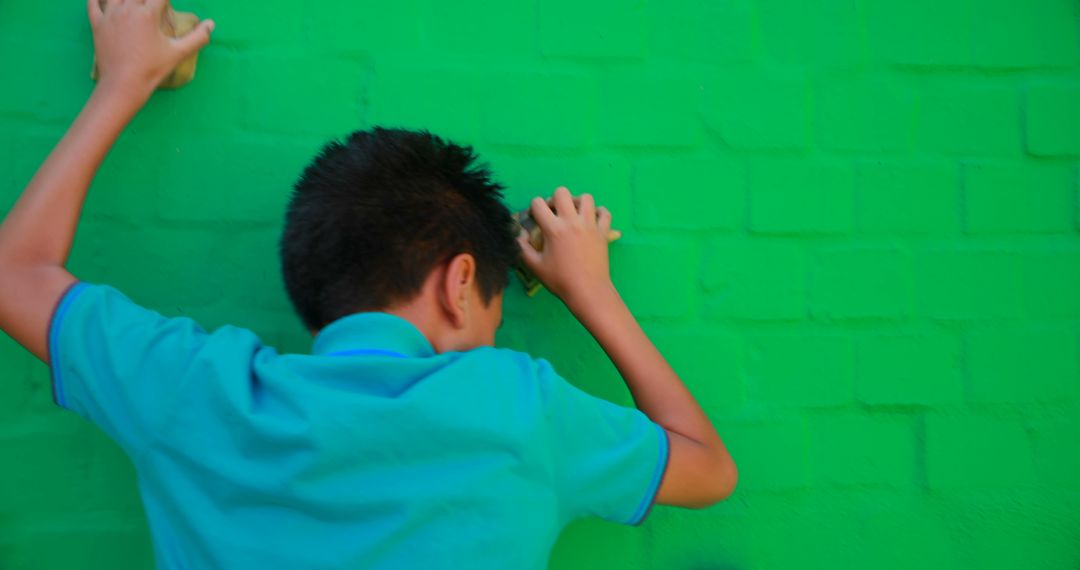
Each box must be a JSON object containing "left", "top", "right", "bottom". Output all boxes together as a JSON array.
[
  {"left": 77, "top": 281, "right": 269, "bottom": 357},
  {"left": 456, "top": 345, "right": 548, "bottom": 376},
  {"left": 453, "top": 346, "right": 563, "bottom": 401}
]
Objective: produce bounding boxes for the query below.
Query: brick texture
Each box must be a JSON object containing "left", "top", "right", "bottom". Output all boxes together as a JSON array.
[
  {"left": 925, "top": 413, "right": 1036, "bottom": 490},
  {"left": 1, "top": 1, "right": 1078, "bottom": 569}
]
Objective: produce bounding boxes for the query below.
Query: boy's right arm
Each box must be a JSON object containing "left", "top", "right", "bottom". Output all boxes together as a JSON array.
[{"left": 516, "top": 187, "right": 738, "bottom": 508}]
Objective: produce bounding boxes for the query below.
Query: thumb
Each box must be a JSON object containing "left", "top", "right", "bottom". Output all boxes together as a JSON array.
[
  {"left": 516, "top": 228, "right": 543, "bottom": 272},
  {"left": 173, "top": 18, "right": 215, "bottom": 59}
]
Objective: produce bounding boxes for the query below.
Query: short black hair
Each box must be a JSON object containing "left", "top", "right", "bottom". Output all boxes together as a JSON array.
[{"left": 279, "top": 126, "right": 520, "bottom": 332}]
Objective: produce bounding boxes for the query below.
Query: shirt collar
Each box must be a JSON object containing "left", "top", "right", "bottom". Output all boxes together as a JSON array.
[{"left": 311, "top": 312, "right": 437, "bottom": 358}]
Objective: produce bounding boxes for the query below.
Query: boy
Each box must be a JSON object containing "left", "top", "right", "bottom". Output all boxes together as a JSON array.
[{"left": 0, "top": 1, "right": 737, "bottom": 568}]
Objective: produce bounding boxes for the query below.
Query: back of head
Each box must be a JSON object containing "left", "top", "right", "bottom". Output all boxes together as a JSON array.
[{"left": 279, "top": 126, "right": 520, "bottom": 333}]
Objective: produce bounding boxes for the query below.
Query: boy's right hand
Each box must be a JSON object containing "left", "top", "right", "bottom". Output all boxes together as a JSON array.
[
  {"left": 518, "top": 190, "right": 739, "bottom": 510},
  {"left": 517, "top": 186, "right": 615, "bottom": 308}
]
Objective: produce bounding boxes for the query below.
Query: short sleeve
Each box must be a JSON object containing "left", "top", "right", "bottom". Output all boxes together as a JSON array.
[
  {"left": 49, "top": 281, "right": 211, "bottom": 454},
  {"left": 534, "top": 357, "right": 670, "bottom": 526}
]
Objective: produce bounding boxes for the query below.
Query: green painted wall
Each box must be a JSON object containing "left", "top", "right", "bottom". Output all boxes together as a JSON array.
[{"left": 2, "top": 1, "right": 1079, "bottom": 568}]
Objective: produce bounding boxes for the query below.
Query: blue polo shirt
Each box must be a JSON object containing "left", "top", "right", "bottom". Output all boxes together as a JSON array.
[{"left": 48, "top": 280, "right": 670, "bottom": 569}]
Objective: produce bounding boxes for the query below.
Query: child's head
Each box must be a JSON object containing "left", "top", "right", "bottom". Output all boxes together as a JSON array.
[{"left": 279, "top": 127, "right": 520, "bottom": 351}]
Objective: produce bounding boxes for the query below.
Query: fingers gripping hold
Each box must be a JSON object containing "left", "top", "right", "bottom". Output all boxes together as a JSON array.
[
  {"left": 552, "top": 186, "right": 577, "bottom": 218},
  {"left": 578, "top": 193, "right": 596, "bottom": 224},
  {"left": 597, "top": 206, "right": 612, "bottom": 235}
]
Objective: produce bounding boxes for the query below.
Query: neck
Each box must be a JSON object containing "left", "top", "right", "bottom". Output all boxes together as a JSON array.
[{"left": 382, "top": 301, "right": 445, "bottom": 351}]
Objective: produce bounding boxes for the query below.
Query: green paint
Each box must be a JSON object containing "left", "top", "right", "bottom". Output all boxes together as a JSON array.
[{"left": 1, "top": 0, "right": 1079, "bottom": 568}]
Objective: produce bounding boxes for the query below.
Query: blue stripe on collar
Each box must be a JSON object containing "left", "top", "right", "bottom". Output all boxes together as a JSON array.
[{"left": 325, "top": 348, "right": 409, "bottom": 358}]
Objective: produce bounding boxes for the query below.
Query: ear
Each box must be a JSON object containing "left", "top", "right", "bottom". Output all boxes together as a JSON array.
[{"left": 438, "top": 253, "right": 476, "bottom": 329}]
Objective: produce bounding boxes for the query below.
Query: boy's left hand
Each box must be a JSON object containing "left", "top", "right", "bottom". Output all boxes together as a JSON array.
[{"left": 88, "top": 0, "right": 215, "bottom": 98}]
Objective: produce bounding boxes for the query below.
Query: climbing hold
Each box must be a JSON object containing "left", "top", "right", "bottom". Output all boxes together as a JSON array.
[
  {"left": 512, "top": 204, "right": 622, "bottom": 297},
  {"left": 90, "top": 1, "right": 205, "bottom": 90}
]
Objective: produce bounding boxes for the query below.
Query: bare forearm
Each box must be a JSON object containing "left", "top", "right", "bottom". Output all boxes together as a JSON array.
[
  {"left": 566, "top": 282, "right": 728, "bottom": 452},
  {"left": 0, "top": 83, "right": 149, "bottom": 266}
]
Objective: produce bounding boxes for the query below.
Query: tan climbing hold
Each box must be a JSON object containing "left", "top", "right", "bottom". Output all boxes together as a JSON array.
[{"left": 90, "top": 1, "right": 204, "bottom": 90}]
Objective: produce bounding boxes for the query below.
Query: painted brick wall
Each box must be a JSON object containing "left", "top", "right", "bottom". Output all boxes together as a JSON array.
[{"left": 1, "top": 1, "right": 1079, "bottom": 568}]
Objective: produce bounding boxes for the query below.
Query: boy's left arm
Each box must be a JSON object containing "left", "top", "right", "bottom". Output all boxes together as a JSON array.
[{"left": 0, "top": 0, "right": 214, "bottom": 364}]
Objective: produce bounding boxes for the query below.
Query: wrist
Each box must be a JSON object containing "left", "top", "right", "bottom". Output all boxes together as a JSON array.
[
  {"left": 93, "top": 76, "right": 155, "bottom": 109},
  {"left": 564, "top": 279, "right": 621, "bottom": 319}
]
